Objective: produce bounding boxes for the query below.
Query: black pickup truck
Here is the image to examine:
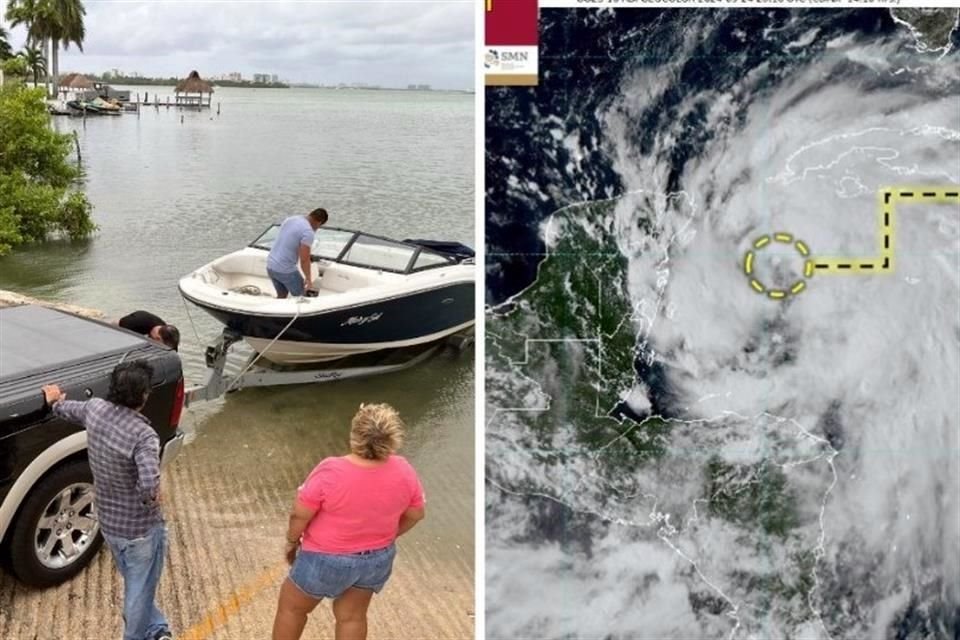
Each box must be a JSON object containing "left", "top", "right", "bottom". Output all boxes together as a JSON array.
[{"left": 0, "top": 304, "right": 185, "bottom": 587}]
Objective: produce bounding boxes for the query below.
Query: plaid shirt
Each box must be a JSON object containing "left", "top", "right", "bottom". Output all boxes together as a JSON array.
[{"left": 53, "top": 398, "right": 163, "bottom": 539}]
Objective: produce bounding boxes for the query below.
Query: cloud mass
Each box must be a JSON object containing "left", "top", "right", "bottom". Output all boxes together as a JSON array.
[{"left": 4, "top": 0, "right": 474, "bottom": 89}]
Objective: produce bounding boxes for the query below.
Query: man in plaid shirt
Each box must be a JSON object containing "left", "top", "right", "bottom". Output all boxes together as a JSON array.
[{"left": 42, "top": 361, "right": 172, "bottom": 640}]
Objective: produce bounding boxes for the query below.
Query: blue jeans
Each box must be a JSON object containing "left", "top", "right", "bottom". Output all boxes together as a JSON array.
[
  {"left": 103, "top": 524, "right": 170, "bottom": 640},
  {"left": 267, "top": 268, "right": 305, "bottom": 297},
  {"left": 289, "top": 544, "right": 396, "bottom": 599}
]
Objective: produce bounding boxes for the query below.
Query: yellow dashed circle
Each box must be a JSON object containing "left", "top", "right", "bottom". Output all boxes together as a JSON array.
[{"left": 743, "top": 232, "right": 814, "bottom": 301}]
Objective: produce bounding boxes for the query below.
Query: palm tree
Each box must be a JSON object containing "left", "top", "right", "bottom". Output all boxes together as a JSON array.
[
  {"left": 45, "top": 0, "right": 86, "bottom": 98},
  {"left": 5, "top": 0, "right": 52, "bottom": 93},
  {"left": 5, "top": 0, "right": 85, "bottom": 98},
  {"left": 5, "top": 1, "right": 46, "bottom": 44},
  {"left": 20, "top": 43, "right": 46, "bottom": 87},
  {"left": 0, "top": 26, "right": 14, "bottom": 60}
]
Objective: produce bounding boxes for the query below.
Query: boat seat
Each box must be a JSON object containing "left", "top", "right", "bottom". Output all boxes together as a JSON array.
[{"left": 319, "top": 268, "right": 383, "bottom": 293}]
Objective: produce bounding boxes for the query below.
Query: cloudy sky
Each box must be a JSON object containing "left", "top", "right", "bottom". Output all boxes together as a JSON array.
[{"left": 4, "top": 0, "right": 474, "bottom": 89}]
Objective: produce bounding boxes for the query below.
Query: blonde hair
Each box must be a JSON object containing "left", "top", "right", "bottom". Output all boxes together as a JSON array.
[{"left": 350, "top": 403, "right": 404, "bottom": 460}]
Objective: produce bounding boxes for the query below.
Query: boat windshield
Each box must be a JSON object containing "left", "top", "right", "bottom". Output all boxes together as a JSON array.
[
  {"left": 250, "top": 225, "right": 451, "bottom": 273},
  {"left": 250, "top": 224, "right": 281, "bottom": 250},
  {"left": 340, "top": 234, "right": 418, "bottom": 272},
  {"left": 312, "top": 228, "right": 355, "bottom": 260}
]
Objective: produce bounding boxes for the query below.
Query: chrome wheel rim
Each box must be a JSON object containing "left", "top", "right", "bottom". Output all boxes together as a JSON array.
[{"left": 34, "top": 483, "right": 99, "bottom": 569}]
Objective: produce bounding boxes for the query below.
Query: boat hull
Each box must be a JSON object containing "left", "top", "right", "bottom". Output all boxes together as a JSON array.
[{"left": 181, "top": 282, "right": 474, "bottom": 364}]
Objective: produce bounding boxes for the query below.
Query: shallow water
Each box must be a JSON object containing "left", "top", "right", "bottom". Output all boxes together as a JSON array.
[{"left": 0, "top": 84, "right": 475, "bottom": 555}]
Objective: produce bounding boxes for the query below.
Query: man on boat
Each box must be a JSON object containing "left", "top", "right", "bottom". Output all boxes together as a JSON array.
[
  {"left": 266, "top": 207, "right": 328, "bottom": 299},
  {"left": 118, "top": 310, "right": 180, "bottom": 351}
]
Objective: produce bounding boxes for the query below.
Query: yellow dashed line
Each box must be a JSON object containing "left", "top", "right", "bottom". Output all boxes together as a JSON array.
[
  {"left": 813, "top": 186, "right": 957, "bottom": 274},
  {"left": 745, "top": 186, "right": 959, "bottom": 300}
]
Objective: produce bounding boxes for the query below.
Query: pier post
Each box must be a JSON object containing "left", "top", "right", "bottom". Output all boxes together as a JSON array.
[{"left": 72, "top": 130, "right": 81, "bottom": 164}]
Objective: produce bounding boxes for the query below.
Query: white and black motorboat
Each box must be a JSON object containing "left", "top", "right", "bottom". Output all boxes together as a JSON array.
[{"left": 178, "top": 225, "right": 475, "bottom": 364}]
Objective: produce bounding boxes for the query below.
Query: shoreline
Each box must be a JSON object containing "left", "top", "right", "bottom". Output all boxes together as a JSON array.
[{"left": 0, "top": 288, "right": 104, "bottom": 319}]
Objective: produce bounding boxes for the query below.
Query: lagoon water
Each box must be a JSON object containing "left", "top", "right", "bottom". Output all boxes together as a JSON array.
[{"left": 0, "top": 86, "right": 475, "bottom": 623}]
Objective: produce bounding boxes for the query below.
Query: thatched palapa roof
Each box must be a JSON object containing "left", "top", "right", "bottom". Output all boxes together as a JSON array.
[
  {"left": 175, "top": 70, "right": 214, "bottom": 94},
  {"left": 59, "top": 73, "right": 94, "bottom": 89}
]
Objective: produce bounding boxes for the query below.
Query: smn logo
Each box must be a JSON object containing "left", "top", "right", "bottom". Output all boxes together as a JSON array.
[{"left": 502, "top": 52, "right": 529, "bottom": 62}]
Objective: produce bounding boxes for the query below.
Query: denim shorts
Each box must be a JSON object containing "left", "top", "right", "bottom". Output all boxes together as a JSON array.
[
  {"left": 289, "top": 544, "right": 396, "bottom": 599},
  {"left": 267, "top": 268, "right": 304, "bottom": 297}
]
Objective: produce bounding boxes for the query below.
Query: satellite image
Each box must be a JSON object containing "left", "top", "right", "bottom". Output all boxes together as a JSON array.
[{"left": 485, "top": 8, "right": 960, "bottom": 639}]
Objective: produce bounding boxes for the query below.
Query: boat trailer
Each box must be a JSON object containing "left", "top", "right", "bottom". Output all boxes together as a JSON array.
[{"left": 184, "top": 328, "right": 473, "bottom": 407}]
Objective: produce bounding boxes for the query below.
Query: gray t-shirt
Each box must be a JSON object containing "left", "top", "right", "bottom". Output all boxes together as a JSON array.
[{"left": 267, "top": 216, "right": 315, "bottom": 274}]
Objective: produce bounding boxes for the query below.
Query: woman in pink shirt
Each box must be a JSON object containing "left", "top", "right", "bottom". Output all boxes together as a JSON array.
[{"left": 272, "top": 403, "right": 426, "bottom": 640}]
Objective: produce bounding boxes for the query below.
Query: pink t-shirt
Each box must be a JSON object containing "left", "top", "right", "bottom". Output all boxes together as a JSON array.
[{"left": 297, "top": 455, "right": 425, "bottom": 554}]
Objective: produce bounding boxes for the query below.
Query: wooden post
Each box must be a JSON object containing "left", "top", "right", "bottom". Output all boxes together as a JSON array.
[
  {"left": 72, "top": 130, "right": 81, "bottom": 164},
  {"left": 217, "top": 101, "right": 221, "bottom": 116}
]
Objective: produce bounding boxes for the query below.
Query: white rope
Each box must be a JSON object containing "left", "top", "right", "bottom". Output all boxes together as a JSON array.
[
  {"left": 222, "top": 297, "right": 304, "bottom": 394},
  {"left": 180, "top": 295, "right": 204, "bottom": 349}
]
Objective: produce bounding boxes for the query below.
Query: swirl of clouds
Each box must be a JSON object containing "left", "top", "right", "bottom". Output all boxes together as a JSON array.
[{"left": 486, "top": 8, "right": 959, "bottom": 640}]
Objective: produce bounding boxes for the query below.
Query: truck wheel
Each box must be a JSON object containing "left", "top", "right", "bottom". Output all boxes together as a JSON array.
[{"left": 8, "top": 460, "right": 103, "bottom": 587}]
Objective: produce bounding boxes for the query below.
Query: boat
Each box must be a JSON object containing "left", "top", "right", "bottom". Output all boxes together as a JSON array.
[
  {"left": 65, "top": 97, "right": 122, "bottom": 116},
  {"left": 178, "top": 225, "right": 475, "bottom": 364}
]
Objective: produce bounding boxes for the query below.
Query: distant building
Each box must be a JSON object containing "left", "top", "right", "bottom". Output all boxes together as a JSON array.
[
  {"left": 228, "top": 72, "right": 242, "bottom": 82},
  {"left": 253, "top": 73, "right": 274, "bottom": 84},
  {"left": 407, "top": 84, "right": 432, "bottom": 91},
  {"left": 271, "top": 74, "right": 279, "bottom": 83}
]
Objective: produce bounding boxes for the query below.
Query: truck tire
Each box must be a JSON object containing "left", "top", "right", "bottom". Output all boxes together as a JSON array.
[{"left": 7, "top": 460, "right": 103, "bottom": 587}]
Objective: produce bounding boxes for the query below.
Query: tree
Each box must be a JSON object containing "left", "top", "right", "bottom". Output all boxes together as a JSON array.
[
  {"left": 20, "top": 44, "right": 46, "bottom": 87},
  {"left": 1, "top": 55, "right": 28, "bottom": 79},
  {"left": 5, "top": 0, "right": 51, "bottom": 93},
  {"left": 48, "top": 0, "right": 86, "bottom": 98},
  {"left": 0, "top": 84, "right": 95, "bottom": 254},
  {"left": 0, "top": 26, "right": 14, "bottom": 60},
  {"left": 4, "top": 0, "right": 85, "bottom": 98},
  {"left": 30, "top": 0, "right": 85, "bottom": 98}
]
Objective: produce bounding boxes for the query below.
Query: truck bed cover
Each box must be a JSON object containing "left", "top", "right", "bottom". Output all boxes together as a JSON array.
[{"left": 0, "top": 305, "right": 176, "bottom": 418}]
